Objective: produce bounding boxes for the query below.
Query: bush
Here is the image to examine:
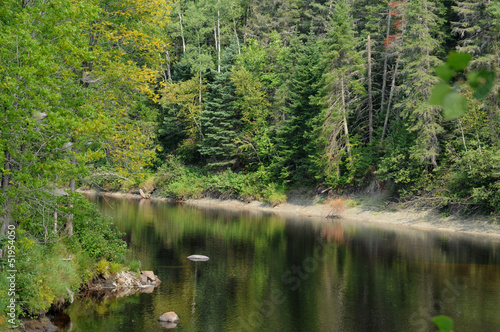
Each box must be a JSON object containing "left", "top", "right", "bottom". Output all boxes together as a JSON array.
[
  {"left": 447, "top": 147, "right": 500, "bottom": 212},
  {"left": 128, "top": 260, "right": 141, "bottom": 274},
  {"left": 154, "top": 158, "right": 291, "bottom": 205},
  {"left": 11, "top": 237, "right": 81, "bottom": 316},
  {"left": 324, "top": 196, "right": 346, "bottom": 218},
  {"left": 70, "top": 194, "right": 127, "bottom": 262},
  {"left": 262, "top": 183, "right": 287, "bottom": 206}
]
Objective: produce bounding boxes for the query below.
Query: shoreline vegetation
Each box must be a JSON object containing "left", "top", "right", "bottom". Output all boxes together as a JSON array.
[
  {"left": 2, "top": 0, "right": 499, "bottom": 330},
  {"left": 80, "top": 189, "right": 500, "bottom": 240}
]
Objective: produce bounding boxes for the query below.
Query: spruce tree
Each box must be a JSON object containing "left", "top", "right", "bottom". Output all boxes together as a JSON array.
[
  {"left": 397, "top": 0, "right": 445, "bottom": 169},
  {"left": 272, "top": 34, "right": 322, "bottom": 184},
  {"left": 198, "top": 42, "right": 239, "bottom": 170},
  {"left": 314, "top": 0, "right": 365, "bottom": 185}
]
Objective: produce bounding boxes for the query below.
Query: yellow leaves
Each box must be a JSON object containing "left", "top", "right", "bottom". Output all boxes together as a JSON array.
[{"left": 102, "top": 119, "right": 156, "bottom": 178}]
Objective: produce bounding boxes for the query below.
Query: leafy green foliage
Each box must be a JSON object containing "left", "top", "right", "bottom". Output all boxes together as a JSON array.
[
  {"left": 71, "top": 195, "right": 127, "bottom": 262},
  {"left": 432, "top": 315, "right": 454, "bottom": 332},
  {"left": 430, "top": 52, "right": 494, "bottom": 120},
  {"left": 9, "top": 238, "right": 81, "bottom": 316}
]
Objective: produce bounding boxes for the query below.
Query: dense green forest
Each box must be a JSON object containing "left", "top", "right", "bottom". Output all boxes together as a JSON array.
[
  {"left": 0, "top": 0, "right": 499, "bottom": 325},
  {"left": 155, "top": 0, "right": 499, "bottom": 213}
]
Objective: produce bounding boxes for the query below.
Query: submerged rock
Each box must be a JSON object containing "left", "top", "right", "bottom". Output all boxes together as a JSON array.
[{"left": 187, "top": 255, "right": 209, "bottom": 262}]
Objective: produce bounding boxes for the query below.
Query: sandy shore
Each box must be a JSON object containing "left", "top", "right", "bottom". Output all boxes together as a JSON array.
[{"left": 81, "top": 190, "right": 500, "bottom": 240}]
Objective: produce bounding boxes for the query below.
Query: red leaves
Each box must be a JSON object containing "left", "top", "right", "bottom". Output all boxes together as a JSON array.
[{"left": 384, "top": 1, "right": 404, "bottom": 49}]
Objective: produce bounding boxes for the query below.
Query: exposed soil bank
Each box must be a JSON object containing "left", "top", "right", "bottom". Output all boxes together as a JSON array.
[{"left": 79, "top": 190, "right": 500, "bottom": 239}]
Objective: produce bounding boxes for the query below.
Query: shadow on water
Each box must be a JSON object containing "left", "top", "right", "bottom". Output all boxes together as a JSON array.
[{"left": 53, "top": 194, "right": 500, "bottom": 331}]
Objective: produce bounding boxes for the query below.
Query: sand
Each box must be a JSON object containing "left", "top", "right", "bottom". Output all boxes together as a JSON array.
[{"left": 80, "top": 190, "right": 500, "bottom": 240}]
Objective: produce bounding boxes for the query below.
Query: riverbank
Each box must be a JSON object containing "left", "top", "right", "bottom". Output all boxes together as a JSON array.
[{"left": 80, "top": 190, "right": 500, "bottom": 239}]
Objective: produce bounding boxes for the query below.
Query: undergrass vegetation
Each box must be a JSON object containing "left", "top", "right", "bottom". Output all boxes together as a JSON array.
[{"left": 0, "top": 194, "right": 128, "bottom": 323}]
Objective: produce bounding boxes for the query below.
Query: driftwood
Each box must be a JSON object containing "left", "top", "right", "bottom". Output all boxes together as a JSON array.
[{"left": 139, "top": 189, "right": 150, "bottom": 199}]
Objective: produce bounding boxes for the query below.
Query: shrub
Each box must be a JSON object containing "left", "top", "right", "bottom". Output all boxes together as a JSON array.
[
  {"left": 262, "top": 183, "right": 287, "bottom": 206},
  {"left": 70, "top": 194, "right": 127, "bottom": 262},
  {"left": 324, "top": 196, "right": 346, "bottom": 218},
  {"left": 128, "top": 260, "right": 141, "bottom": 274},
  {"left": 13, "top": 236, "right": 81, "bottom": 316}
]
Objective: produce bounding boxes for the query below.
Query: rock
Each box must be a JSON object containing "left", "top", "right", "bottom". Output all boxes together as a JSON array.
[
  {"left": 158, "top": 311, "right": 179, "bottom": 323},
  {"left": 140, "top": 274, "right": 149, "bottom": 285},
  {"left": 187, "top": 255, "right": 209, "bottom": 262},
  {"left": 21, "top": 316, "right": 58, "bottom": 332},
  {"left": 141, "top": 270, "right": 156, "bottom": 281},
  {"left": 140, "top": 271, "right": 161, "bottom": 285},
  {"left": 139, "top": 285, "right": 155, "bottom": 294}
]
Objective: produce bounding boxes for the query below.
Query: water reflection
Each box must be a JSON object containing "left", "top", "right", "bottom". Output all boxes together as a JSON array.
[{"left": 57, "top": 194, "right": 500, "bottom": 331}]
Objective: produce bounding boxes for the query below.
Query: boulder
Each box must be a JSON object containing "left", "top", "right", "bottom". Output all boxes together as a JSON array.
[
  {"left": 158, "top": 311, "right": 179, "bottom": 323},
  {"left": 140, "top": 271, "right": 160, "bottom": 285},
  {"left": 141, "top": 270, "right": 156, "bottom": 281},
  {"left": 140, "top": 274, "right": 149, "bottom": 285}
]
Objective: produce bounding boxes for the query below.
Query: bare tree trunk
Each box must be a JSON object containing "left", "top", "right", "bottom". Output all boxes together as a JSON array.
[
  {"left": 65, "top": 204, "right": 73, "bottom": 236},
  {"left": 179, "top": 12, "right": 186, "bottom": 55},
  {"left": 165, "top": 51, "right": 172, "bottom": 82},
  {"left": 0, "top": 205, "right": 12, "bottom": 238},
  {"left": 1, "top": 152, "right": 13, "bottom": 237},
  {"left": 199, "top": 71, "right": 203, "bottom": 105},
  {"left": 54, "top": 211, "right": 58, "bottom": 233},
  {"left": 64, "top": 155, "right": 76, "bottom": 236},
  {"left": 458, "top": 119, "right": 472, "bottom": 171},
  {"left": 69, "top": 155, "right": 77, "bottom": 191},
  {"left": 233, "top": 19, "right": 241, "bottom": 54},
  {"left": 380, "top": 12, "right": 391, "bottom": 114},
  {"left": 367, "top": 35, "right": 373, "bottom": 143},
  {"left": 214, "top": 23, "right": 218, "bottom": 51},
  {"left": 2, "top": 151, "right": 11, "bottom": 191},
  {"left": 340, "top": 75, "right": 353, "bottom": 165},
  {"left": 217, "top": 0, "right": 221, "bottom": 73},
  {"left": 381, "top": 58, "right": 399, "bottom": 142}
]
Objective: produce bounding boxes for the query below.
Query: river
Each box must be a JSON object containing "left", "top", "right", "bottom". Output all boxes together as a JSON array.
[{"left": 54, "top": 194, "right": 500, "bottom": 331}]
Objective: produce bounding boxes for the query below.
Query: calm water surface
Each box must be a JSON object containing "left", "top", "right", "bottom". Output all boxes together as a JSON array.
[{"left": 57, "top": 195, "right": 500, "bottom": 331}]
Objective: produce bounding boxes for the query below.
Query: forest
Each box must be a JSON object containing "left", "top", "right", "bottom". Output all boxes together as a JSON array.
[
  {"left": 0, "top": 0, "right": 499, "bottom": 324},
  {"left": 157, "top": 0, "right": 500, "bottom": 213}
]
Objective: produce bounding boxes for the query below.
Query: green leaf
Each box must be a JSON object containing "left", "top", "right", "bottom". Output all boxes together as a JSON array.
[
  {"left": 432, "top": 315, "right": 454, "bottom": 332},
  {"left": 430, "top": 83, "right": 452, "bottom": 106},
  {"left": 435, "top": 65, "right": 455, "bottom": 82},
  {"left": 442, "top": 92, "right": 467, "bottom": 120},
  {"left": 447, "top": 52, "right": 472, "bottom": 71},
  {"left": 472, "top": 69, "right": 495, "bottom": 100}
]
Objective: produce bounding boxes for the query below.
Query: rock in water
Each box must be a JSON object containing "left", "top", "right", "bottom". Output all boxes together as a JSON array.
[
  {"left": 159, "top": 311, "right": 179, "bottom": 323},
  {"left": 187, "top": 255, "right": 209, "bottom": 262}
]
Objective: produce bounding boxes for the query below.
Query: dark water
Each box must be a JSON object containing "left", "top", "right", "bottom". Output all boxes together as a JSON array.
[{"left": 57, "top": 195, "right": 500, "bottom": 331}]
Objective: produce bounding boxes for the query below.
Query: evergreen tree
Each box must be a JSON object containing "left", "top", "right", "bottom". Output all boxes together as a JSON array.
[
  {"left": 314, "top": 0, "right": 365, "bottom": 186},
  {"left": 199, "top": 42, "right": 239, "bottom": 170},
  {"left": 272, "top": 35, "right": 322, "bottom": 184},
  {"left": 396, "top": 0, "right": 445, "bottom": 169}
]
